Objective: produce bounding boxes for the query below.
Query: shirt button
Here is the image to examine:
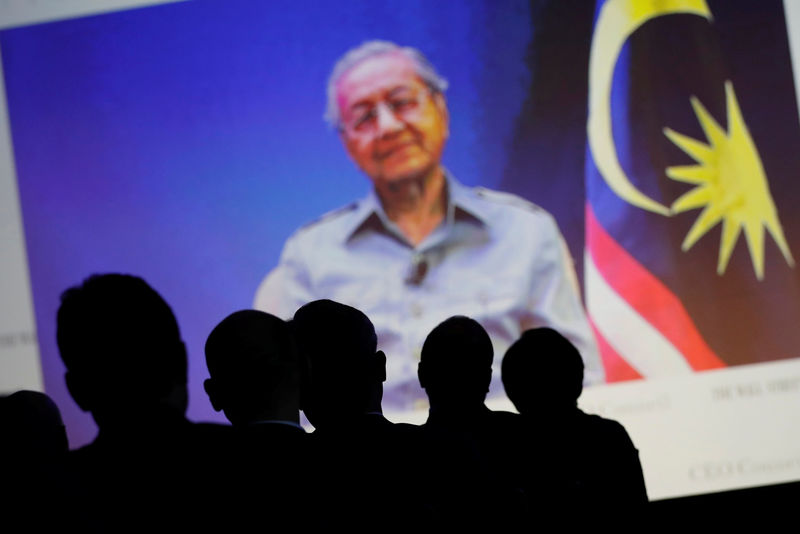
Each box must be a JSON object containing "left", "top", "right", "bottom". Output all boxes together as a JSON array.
[{"left": 410, "top": 302, "right": 423, "bottom": 317}]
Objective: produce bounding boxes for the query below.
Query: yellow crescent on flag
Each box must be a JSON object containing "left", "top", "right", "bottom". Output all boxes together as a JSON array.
[{"left": 587, "top": 0, "right": 712, "bottom": 215}]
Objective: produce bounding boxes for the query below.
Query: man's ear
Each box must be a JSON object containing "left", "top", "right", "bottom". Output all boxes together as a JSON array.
[
  {"left": 373, "top": 350, "right": 387, "bottom": 383},
  {"left": 65, "top": 371, "right": 91, "bottom": 412},
  {"left": 203, "top": 378, "right": 223, "bottom": 412},
  {"left": 417, "top": 361, "right": 427, "bottom": 389}
]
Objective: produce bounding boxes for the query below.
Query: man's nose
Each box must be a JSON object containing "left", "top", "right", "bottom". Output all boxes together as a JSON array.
[{"left": 375, "top": 101, "right": 403, "bottom": 136}]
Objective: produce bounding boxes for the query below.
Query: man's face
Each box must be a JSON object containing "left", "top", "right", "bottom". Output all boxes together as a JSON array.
[{"left": 336, "top": 52, "right": 449, "bottom": 190}]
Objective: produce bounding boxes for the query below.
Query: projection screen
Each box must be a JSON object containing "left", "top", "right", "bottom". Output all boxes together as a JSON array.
[{"left": 2, "top": 0, "right": 800, "bottom": 501}]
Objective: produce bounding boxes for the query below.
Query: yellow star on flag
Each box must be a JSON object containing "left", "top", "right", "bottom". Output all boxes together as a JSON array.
[{"left": 663, "top": 81, "right": 794, "bottom": 280}]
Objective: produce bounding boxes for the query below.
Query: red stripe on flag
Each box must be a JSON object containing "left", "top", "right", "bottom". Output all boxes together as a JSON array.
[
  {"left": 586, "top": 203, "right": 725, "bottom": 371},
  {"left": 589, "top": 319, "right": 643, "bottom": 382}
]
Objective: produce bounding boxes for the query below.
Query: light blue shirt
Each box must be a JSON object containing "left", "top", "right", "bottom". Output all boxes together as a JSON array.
[{"left": 255, "top": 175, "right": 604, "bottom": 411}]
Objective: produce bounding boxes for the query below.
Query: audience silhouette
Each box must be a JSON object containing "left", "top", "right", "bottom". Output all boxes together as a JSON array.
[
  {"left": 292, "top": 299, "right": 424, "bottom": 527},
  {"left": 1, "top": 390, "right": 77, "bottom": 531},
  {"left": 4, "top": 275, "right": 657, "bottom": 530},
  {"left": 203, "top": 309, "right": 306, "bottom": 528},
  {"left": 417, "top": 315, "right": 528, "bottom": 528},
  {"left": 56, "top": 273, "right": 229, "bottom": 533},
  {"left": 292, "top": 299, "right": 386, "bottom": 430},
  {"left": 57, "top": 274, "right": 189, "bottom": 429},
  {"left": 2, "top": 390, "right": 68, "bottom": 462},
  {"left": 502, "top": 327, "right": 648, "bottom": 521},
  {"left": 205, "top": 309, "right": 300, "bottom": 426}
]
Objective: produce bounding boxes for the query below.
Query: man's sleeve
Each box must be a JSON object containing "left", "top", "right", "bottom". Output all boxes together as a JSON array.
[
  {"left": 253, "top": 236, "right": 316, "bottom": 320},
  {"left": 526, "top": 213, "right": 606, "bottom": 385}
]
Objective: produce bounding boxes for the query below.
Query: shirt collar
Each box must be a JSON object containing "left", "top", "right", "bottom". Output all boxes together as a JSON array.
[
  {"left": 342, "top": 171, "right": 491, "bottom": 244},
  {"left": 447, "top": 174, "right": 492, "bottom": 226}
]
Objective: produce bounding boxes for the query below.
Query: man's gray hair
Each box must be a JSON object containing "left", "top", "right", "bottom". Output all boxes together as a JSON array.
[{"left": 324, "top": 40, "right": 449, "bottom": 129}]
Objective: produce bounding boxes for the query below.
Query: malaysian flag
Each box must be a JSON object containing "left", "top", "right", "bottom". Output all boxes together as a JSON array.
[{"left": 585, "top": 0, "right": 800, "bottom": 381}]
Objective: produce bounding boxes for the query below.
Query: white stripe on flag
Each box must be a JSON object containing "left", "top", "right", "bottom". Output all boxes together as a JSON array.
[{"left": 585, "top": 251, "right": 693, "bottom": 377}]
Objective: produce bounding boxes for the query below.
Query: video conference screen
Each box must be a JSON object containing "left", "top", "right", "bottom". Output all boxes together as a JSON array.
[{"left": 2, "top": 0, "right": 800, "bottom": 501}]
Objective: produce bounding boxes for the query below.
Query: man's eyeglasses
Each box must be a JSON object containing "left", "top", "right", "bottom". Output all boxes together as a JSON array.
[{"left": 341, "top": 87, "right": 432, "bottom": 134}]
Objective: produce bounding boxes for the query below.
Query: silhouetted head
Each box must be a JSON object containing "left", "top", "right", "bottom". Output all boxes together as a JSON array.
[
  {"left": 56, "top": 274, "right": 187, "bottom": 426},
  {"left": 204, "top": 310, "right": 298, "bottom": 426},
  {"left": 501, "top": 328, "right": 584, "bottom": 416},
  {"left": 418, "top": 316, "right": 493, "bottom": 411},
  {"left": 0, "top": 390, "right": 68, "bottom": 462},
  {"left": 292, "top": 299, "right": 385, "bottom": 429}
]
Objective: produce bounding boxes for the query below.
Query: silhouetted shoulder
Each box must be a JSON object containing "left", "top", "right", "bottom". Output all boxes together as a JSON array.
[
  {"left": 576, "top": 410, "right": 648, "bottom": 505},
  {"left": 488, "top": 409, "right": 523, "bottom": 420},
  {"left": 579, "top": 411, "right": 637, "bottom": 449},
  {"left": 190, "top": 421, "right": 234, "bottom": 450},
  {"left": 482, "top": 409, "right": 524, "bottom": 435}
]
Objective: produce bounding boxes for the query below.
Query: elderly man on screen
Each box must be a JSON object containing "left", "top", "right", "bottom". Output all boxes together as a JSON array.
[{"left": 255, "top": 40, "right": 603, "bottom": 412}]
